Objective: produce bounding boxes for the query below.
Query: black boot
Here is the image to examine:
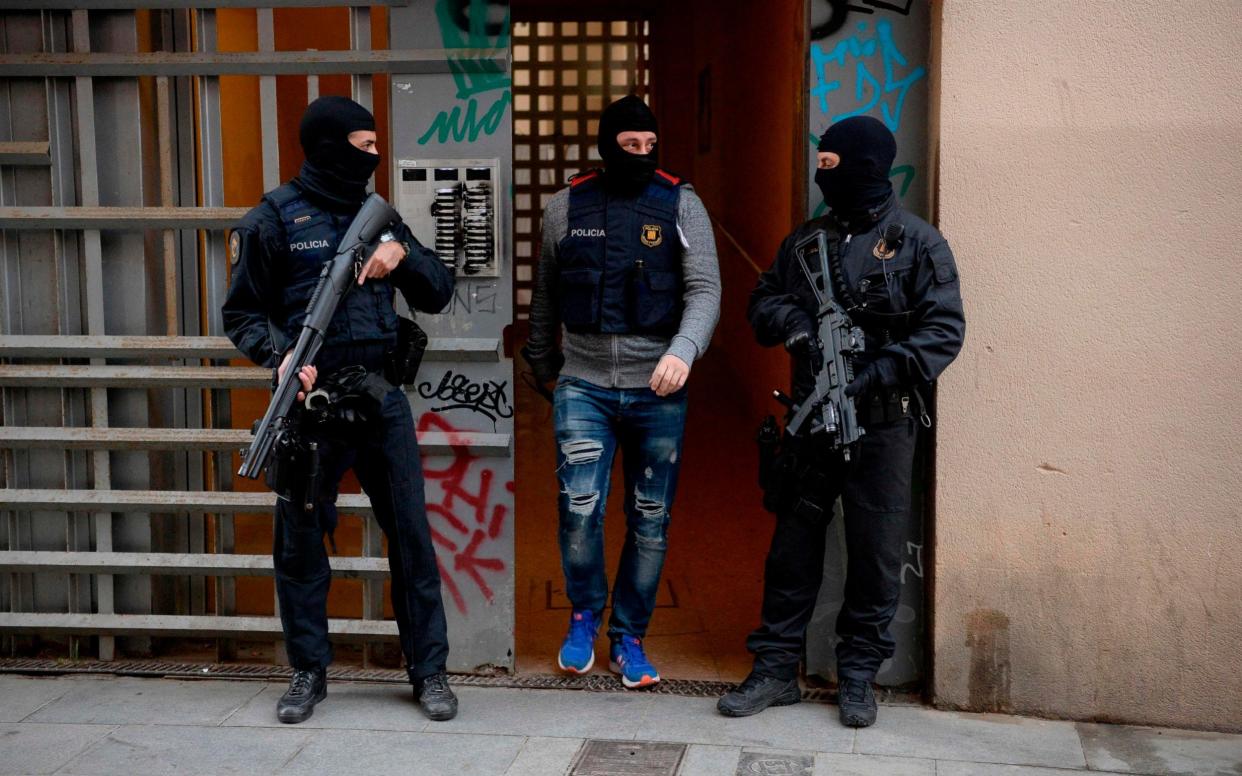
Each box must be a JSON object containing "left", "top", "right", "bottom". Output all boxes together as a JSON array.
[
  {"left": 414, "top": 671, "right": 458, "bottom": 721},
  {"left": 837, "top": 677, "right": 878, "bottom": 727},
  {"left": 717, "top": 672, "right": 801, "bottom": 717},
  {"left": 277, "top": 668, "right": 327, "bottom": 724}
]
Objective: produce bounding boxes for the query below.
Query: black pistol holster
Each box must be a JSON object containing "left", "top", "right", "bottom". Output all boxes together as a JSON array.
[
  {"left": 386, "top": 315, "right": 428, "bottom": 386},
  {"left": 265, "top": 420, "right": 322, "bottom": 516},
  {"left": 757, "top": 415, "right": 834, "bottom": 520}
]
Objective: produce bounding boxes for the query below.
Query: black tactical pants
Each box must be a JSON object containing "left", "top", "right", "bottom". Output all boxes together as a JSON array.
[
  {"left": 747, "top": 416, "right": 918, "bottom": 682},
  {"left": 273, "top": 346, "right": 449, "bottom": 682}
]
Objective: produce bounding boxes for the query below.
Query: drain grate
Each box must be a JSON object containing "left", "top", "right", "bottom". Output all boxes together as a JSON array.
[
  {"left": 0, "top": 657, "right": 919, "bottom": 705},
  {"left": 569, "top": 739, "right": 686, "bottom": 776}
]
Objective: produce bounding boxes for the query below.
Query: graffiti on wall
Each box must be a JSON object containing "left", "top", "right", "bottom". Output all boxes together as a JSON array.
[
  {"left": 419, "top": 411, "right": 512, "bottom": 616},
  {"left": 810, "top": 18, "right": 925, "bottom": 133},
  {"left": 418, "top": 0, "right": 512, "bottom": 145},
  {"left": 417, "top": 369, "right": 513, "bottom": 428},
  {"left": 812, "top": 0, "right": 914, "bottom": 41}
]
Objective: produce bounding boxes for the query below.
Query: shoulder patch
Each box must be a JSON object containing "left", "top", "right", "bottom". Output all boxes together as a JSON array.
[
  {"left": 570, "top": 170, "right": 600, "bottom": 187},
  {"left": 228, "top": 230, "right": 242, "bottom": 265}
]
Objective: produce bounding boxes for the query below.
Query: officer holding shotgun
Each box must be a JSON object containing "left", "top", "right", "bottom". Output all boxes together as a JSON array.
[
  {"left": 717, "top": 116, "right": 964, "bottom": 728},
  {"left": 222, "top": 96, "right": 457, "bottom": 724}
]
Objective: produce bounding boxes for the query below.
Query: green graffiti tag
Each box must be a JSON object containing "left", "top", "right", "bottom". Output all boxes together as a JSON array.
[
  {"left": 419, "top": 91, "right": 513, "bottom": 144},
  {"left": 419, "top": 0, "right": 511, "bottom": 146}
]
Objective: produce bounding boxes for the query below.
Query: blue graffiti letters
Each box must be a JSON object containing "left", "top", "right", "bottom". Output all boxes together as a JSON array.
[{"left": 810, "top": 19, "right": 926, "bottom": 132}]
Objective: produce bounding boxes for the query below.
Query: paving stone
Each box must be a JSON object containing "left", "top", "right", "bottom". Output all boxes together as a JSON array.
[
  {"left": 635, "top": 695, "right": 854, "bottom": 753},
  {"left": 736, "top": 748, "right": 814, "bottom": 775},
  {"left": 0, "top": 675, "right": 77, "bottom": 722},
  {"left": 855, "top": 706, "right": 1086, "bottom": 769},
  {"left": 502, "top": 736, "right": 582, "bottom": 775},
  {"left": 0, "top": 722, "right": 113, "bottom": 775},
  {"left": 278, "top": 729, "right": 525, "bottom": 776},
  {"left": 221, "top": 681, "right": 428, "bottom": 732},
  {"left": 1078, "top": 722, "right": 1242, "bottom": 775},
  {"left": 25, "top": 676, "right": 266, "bottom": 727},
  {"left": 935, "top": 763, "right": 1099, "bottom": 775},
  {"left": 55, "top": 724, "right": 310, "bottom": 776},
  {"left": 677, "top": 744, "right": 744, "bottom": 776},
  {"left": 429, "top": 687, "right": 654, "bottom": 739},
  {"left": 814, "top": 752, "right": 937, "bottom": 775}
]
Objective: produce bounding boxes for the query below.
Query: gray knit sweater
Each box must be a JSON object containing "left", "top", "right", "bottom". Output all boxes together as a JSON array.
[{"left": 526, "top": 182, "right": 722, "bottom": 389}]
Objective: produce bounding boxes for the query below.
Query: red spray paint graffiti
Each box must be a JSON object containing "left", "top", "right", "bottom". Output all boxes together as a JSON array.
[{"left": 418, "top": 411, "right": 512, "bottom": 615}]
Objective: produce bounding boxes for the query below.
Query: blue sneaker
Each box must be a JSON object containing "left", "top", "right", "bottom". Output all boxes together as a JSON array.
[
  {"left": 557, "top": 610, "right": 598, "bottom": 674},
  {"left": 609, "top": 635, "right": 660, "bottom": 689}
]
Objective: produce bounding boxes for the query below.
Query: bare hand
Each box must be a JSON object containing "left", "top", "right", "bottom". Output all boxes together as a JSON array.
[
  {"left": 278, "top": 351, "right": 318, "bottom": 402},
  {"left": 357, "top": 241, "right": 406, "bottom": 284},
  {"left": 649, "top": 354, "right": 690, "bottom": 397}
]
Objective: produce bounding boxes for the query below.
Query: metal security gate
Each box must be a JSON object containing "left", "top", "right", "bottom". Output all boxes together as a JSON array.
[
  {"left": 0, "top": 0, "right": 515, "bottom": 674},
  {"left": 802, "top": 0, "right": 932, "bottom": 687}
]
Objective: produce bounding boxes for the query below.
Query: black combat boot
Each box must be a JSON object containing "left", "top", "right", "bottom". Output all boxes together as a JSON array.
[
  {"left": 277, "top": 667, "right": 327, "bottom": 724},
  {"left": 717, "top": 672, "right": 801, "bottom": 717},
  {"left": 837, "top": 677, "right": 878, "bottom": 727},
  {"left": 414, "top": 670, "right": 458, "bottom": 721}
]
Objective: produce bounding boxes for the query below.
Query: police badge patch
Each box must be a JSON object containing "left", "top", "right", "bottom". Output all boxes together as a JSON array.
[
  {"left": 640, "top": 224, "right": 663, "bottom": 248},
  {"left": 228, "top": 230, "right": 241, "bottom": 265}
]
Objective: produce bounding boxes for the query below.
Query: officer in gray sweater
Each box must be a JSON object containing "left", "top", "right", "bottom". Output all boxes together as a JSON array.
[{"left": 524, "top": 95, "right": 721, "bottom": 688}]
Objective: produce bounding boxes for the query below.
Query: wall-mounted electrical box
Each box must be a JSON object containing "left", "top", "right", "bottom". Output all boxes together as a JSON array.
[{"left": 396, "top": 158, "right": 501, "bottom": 278}]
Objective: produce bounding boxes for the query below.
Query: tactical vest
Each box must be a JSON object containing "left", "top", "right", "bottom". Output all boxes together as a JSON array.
[
  {"left": 557, "top": 170, "right": 684, "bottom": 336},
  {"left": 264, "top": 184, "right": 399, "bottom": 351}
]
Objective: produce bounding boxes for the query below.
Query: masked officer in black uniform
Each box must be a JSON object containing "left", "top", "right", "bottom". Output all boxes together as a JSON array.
[
  {"left": 222, "top": 96, "right": 458, "bottom": 724},
  {"left": 717, "top": 116, "right": 965, "bottom": 727}
]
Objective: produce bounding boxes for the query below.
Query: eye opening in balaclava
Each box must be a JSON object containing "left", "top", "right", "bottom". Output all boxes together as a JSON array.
[
  {"left": 597, "top": 95, "right": 659, "bottom": 194},
  {"left": 814, "top": 115, "right": 896, "bottom": 220},
  {"left": 297, "top": 95, "right": 380, "bottom": 209}
]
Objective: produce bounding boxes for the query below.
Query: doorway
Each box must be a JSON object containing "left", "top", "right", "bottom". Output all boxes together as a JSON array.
[{"left": 510, "top": 0, "right": 807, "bottom": 682}]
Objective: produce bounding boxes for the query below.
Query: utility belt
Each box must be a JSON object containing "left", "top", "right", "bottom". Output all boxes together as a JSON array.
[
  {"left": 855, "top": 385, "right": 931, "bottom": 428},
  {"left": 265, "top": 316, "right": 428, "bottom": 538},
  {"left": 755, "top": 385, "right": 929, "bottom": 516}
]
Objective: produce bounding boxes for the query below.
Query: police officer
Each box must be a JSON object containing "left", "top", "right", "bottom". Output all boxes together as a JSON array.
[
  {"left": 222, "top": 96, "right": 458, "bottom": 724},
  {"left": 717, "top": 116, "right": 965, "bottom": 727},
  {"left": 524, "top": 95, "right": 721, "bottom": 688}
]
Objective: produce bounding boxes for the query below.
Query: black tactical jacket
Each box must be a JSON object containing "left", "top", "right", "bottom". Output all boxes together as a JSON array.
[
  {"left": 748, "top": 195, "right": 965, "bottom": 403},
  {"left": 222, "top": 180, "right": 454, "bottom": 368}
]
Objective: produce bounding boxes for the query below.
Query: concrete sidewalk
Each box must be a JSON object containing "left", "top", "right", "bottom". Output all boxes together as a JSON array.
[{"left": 1, "top": 674, "right": 1240, "bottom": 776}]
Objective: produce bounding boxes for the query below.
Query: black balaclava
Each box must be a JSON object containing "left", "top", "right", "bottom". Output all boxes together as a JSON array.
[
  {"left": 597, "top": 95, "right": 659, "bottom": 195},
  {"left": 814, "top": 115, "right": 897, "bottom": 222},
  {"left": 296, "top": 96, "right": 380, "bottom": 210}
]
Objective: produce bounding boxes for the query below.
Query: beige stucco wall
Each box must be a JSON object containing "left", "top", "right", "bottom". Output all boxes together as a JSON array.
[{"left": 932, "top": 0, "right": 1242, "bottom": 731}]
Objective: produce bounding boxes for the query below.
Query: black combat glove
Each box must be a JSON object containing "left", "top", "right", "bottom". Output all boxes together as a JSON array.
[
  {"left": 845, "top": 355, "right": 899, "bottom": 397},
  {"left": 783, "top": 328, "right": 824, "bottom": 374}
]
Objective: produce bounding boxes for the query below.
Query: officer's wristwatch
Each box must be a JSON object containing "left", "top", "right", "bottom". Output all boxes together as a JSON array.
[{"left": 378, "top": 230, "right": 409, "bottom": 261}]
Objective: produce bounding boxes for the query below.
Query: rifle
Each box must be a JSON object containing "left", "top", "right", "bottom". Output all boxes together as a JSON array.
[
  {"left": 237, "top": 192, "right": 402, "bottom": 481},
  {"left": 772, "top": 229, "right": 866, "bottom": 459}
]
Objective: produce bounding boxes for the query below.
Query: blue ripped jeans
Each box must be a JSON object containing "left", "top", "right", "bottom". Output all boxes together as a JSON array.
[{"left": 554, "top": 376, "right": 688, "bottom": 640}]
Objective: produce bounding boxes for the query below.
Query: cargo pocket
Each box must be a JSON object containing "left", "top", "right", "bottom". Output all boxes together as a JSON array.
[
  {"left": 557, "top": 267, "right": 602, "bottom": 329},
  {"left": 630, "top": 268, "right": 681, "bottom": 332}
]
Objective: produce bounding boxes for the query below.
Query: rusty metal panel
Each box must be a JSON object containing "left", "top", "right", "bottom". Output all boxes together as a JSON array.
[
  {"left": 389, "top": 0, "right": 513, "bottom": 674},
  {"left": 0, "top": 551, "right": 390, "bottom": 578},
  {"left": 0, "top": 364, "right": 272, "bottom": 389},
  {"left": 0, "top": 48, "right": 505, "bottom": 77},
  {"left": 0, "top": 334, "right": 497, "bottom": 359},
  {"left": 803, "top": 0, "right": 931, "bottom": 689},
  {"left": 0, "top": 488, "right": 372, "bottom": 515},
  {"left": 0, "top": 142, "right": 51, "bottom": 166},
  {"left": 0, "top": 612, "right": 399, "bottom": 639},
  {"left": 0, "top": 426, "right": 510, "bottom": 457}
]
